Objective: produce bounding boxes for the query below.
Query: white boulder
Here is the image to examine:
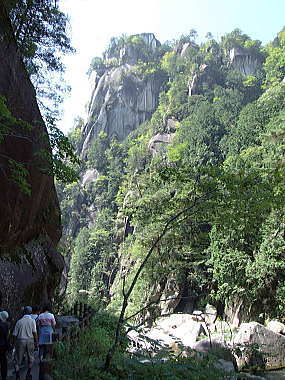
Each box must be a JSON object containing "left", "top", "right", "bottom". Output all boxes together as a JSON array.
[
  {"left": 266, "top": 320, "right": 285, "bottom": 335},
  {"left": 153, "top": 313, "right": 207, "bottom": 348},
  {"left": 234, "top": 322, "right": 285, "bottom": 370}
]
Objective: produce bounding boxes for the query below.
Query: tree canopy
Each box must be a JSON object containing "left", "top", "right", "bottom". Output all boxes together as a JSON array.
[{"left": 59, "top": 27, "right": 285, "bottom": 328}]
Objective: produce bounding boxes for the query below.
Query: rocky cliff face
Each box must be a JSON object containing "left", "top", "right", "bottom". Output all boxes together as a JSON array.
[
  {"left": 0, "top": 7, "right": 63, "bottom": 316},
  {"left": 80, "top": 33, "right": 165, "bottom": 157},
  {"left": 229, "top": 47, "right": 261, "bottom": 76}
]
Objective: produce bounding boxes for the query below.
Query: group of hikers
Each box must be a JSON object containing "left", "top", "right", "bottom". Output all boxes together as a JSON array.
[{"left": 0, "top": 304, "right": 56, "bottom": 380}]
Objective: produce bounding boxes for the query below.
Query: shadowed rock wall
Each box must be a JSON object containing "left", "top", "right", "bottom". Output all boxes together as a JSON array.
[{"left": 0, "top": 6, "right": 63, "bottom": 316}]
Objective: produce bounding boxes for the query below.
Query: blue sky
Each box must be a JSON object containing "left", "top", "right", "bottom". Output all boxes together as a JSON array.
[
  {"left": 159, "top": 0, "right": 284, "bottom": 44},
  {"left": 58, "top": 0, "right": 285, "bottom": 133}
]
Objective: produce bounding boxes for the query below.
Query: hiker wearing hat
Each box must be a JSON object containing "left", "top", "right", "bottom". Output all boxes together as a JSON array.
[
  {"left": 12, "top": 306, "right": 38, "bottom": 380},
  {"left": 0, "top": 311, "right": 9, "bottom": 380}
]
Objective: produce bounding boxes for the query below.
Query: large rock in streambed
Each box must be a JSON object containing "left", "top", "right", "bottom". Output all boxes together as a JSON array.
[
  {"left": 128, "top": 314, "right": 208, "bottom": 356},
  {"left": 266, "top": 320, "right": 285, "bottom": 335},
  {"left": 153, "top": 313, "right": 207, "bottom": 347},
  {"left": 234, "top": 322, "right": 285, "bottom": 370},
  {"left": 193, "top": 336, "right": 237, "bottom": 369}
]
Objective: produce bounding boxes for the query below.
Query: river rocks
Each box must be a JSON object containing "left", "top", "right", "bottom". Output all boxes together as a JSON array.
[
  {"left": 128, "top": 313, "right": 208, "bottom": 356},
  {"left": 211, "top": 320, "right": 233, "bottom": 335},
  {"left": 151, "top": 313, "right": 207, "bottom": 348},
  {"left": 234, "top": 322, "right": 285, "bottom": 370},
  {"left": 239, "top": 374, "right": 266, "bottom": 380},
  {"left": 214, "top": 359, "right": 236, "bottom": 375},
  {"left": 193, "top": 337, "right": 237, "bottom": 366},
  {"left": 266, "top": 320, "right": 285, "bottom": 335},
  {"left": 0, "top": 7, "right": 63, "bottom": 317}
]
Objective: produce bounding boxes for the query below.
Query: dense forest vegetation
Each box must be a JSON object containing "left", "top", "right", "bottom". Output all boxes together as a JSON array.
[
  {"left": 2, "top": 1, "right": 285, "bottom": 376},
  {"left": 58, "top": 27, "right": 285, "bottom": 325},
  {"left": 54, "top": 26, "right": 285, "bottom": 377}
]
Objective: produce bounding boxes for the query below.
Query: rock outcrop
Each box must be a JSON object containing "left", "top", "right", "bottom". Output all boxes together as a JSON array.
[
  {"left": 0, "top": 7, "right": 63, "bottom": 316},
  {"left": 234, "top": 322, "right": 285, "bottom": 370},
  {"left": 229, "top": 47, "right": 261, "bottom": 76},
  {"left": 148, "top": 132, "right": 174, "bottom": 155},
  {"left": 193, "top": 337, "right": 237, "bottom": 367},
  {"left": 188, "top": 63, "right": 222, "bottom": 96},
  {"left": 266, "top": 320, "right": 285, "bottom": 335},
  {"left": 80, "top": 34, "right": 166, "bottom": 157}
]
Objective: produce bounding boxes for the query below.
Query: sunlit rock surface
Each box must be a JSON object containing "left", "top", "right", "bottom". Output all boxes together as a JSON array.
[
  {"left": 229, "top": 47, "right": 261, "bottom": 75},
  {"left": 80, "top": 34, "right": 166, "bottom": 157}
]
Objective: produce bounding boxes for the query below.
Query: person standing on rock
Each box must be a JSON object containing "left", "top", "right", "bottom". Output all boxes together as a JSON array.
[
  {"left": 0, "top": 311, "right": 9, "bottom": 380},
  {"left": 37, "top": 304, "right": 56, "bottom": 361},
  {"left": 12, "top": 306, "right": 38, "bottom": 380}
]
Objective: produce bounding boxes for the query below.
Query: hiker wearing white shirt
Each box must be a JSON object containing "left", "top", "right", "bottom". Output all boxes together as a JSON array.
[{"left": 13, "top": 306, "right": 38, "bottom": 380}]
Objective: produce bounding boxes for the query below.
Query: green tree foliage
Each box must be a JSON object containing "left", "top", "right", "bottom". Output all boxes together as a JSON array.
[
  {"left": 7, "top": 0, "right": 75, "bottom": 122},
  {"left": 66, "top": 27, "right": 285, "bottom": 328},
  {"left": 10, "top": 0, "right": 73, "bottom": 72},
  {"left": 87, "top": 56, "right": 106, "bottom": 76},
  {"left": 1, "top": 2, "right": 80, "bottom": 189},
  {"left": 263, "top": 27, "right": 285, "bottom": 87},
  {"left": 209, "top": 110, "right": 285, "bottom": 316},
  {"left": 88, "top": 132, "right": 110, "bottom": 174},
  {"left": 89, "top": 34, "right": 171, "bottom": 78},
  {"left": 53, "top": 312, "right": 229, "bottom": 379},
  {"left": 221, "top": 28, "right": 251, "bottom": 52},
  {"left": 222, "top": 83, "right": 285, "bottom": 155}
]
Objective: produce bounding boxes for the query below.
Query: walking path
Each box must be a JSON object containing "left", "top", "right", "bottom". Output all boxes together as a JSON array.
[
  {"left": 7, "top": 352, "right": 40, "bottom": 380},
  {"left": 5, "top": 303, "right": 93, "bottom": 379}
]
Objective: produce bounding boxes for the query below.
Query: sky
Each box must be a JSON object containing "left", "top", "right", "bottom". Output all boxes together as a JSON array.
[{"left": 58, "top": 0, "right": 285, "bottom": 133}]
